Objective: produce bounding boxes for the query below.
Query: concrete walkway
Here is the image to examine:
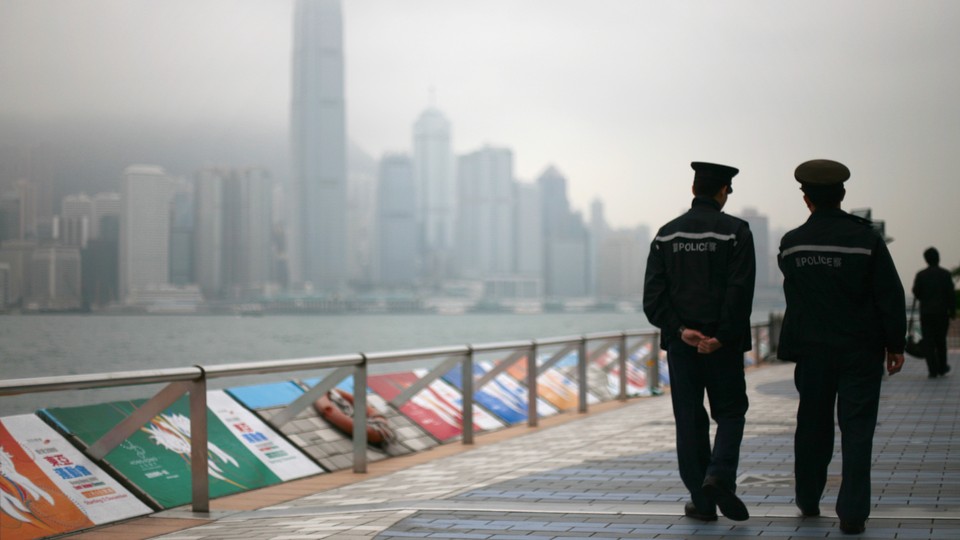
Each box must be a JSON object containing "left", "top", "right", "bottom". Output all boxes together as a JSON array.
[{"left": 93, "top": 352, "right": 959, "bottom": 539}]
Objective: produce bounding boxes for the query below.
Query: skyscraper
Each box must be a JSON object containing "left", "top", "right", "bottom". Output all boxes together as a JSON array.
[
  {"left": 91, "top": 192, "right": 121, "bottom": 240},
  {"left": 738, "top": 207, "right": 771, "bottom": 288},
  {"left": 27, "top": 245, "right": 82, "bottom": 311},
  {"left": 119, "top": 165, "right": 174, "bottom": 303},
  {"left": 60, "top": 193, "right": 94, "bottom": 248},
  {"left": 194, "top": 167, "right": 275, "bottom": 300},
  {"left": 596, "top": 228, "right": 647, "bottom": 300},
  {"left": 289, "top": 0, "right": 347, "bottom": 292},
  {"left": 232, "top": 167, "right": 274, "bottom": 298},
  {"left": 413, "top": 106, "right": 455, "bottom": 284},
  {"left": 168, "top": 181, "right": 194, "bottom": 286},
  {"left": 588, "top": 198, "right": 609, "bottom": 296},
  {"left": 194, "top": 168, "right": 224, "bottom": 298},
  {"left": 0, "top": 262, "right": 9, "bottom": 308},
  {"left": 457, "top": 146, "right": 515, "bottom": 278},
  {"left": 376, "top": 154, "right": 418, "bottom": 287},
  {"left": 537, "top": 166, "right": 589, "bottom": 297},
  {"left": 0, "top": 240, "right": 35, "bottom": 307},
  {"left": 514, "top": 182, "right": 542, "bottom": 280},
  {"left": 347, "top": 144, "right": 378, "bottom": 288}
]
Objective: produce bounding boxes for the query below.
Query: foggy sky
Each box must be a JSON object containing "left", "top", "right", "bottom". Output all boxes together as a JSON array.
[{"left": 2, "top": 0, "right": 959, "bottom": 287}]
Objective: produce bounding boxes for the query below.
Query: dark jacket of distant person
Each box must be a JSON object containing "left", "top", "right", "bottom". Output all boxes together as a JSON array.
[
  {"left": 912, "top": 252, "right": 957, "bottom": 320},
  {"left": 777, "top": 208, "right": 905, "bottom": 360},
  {"left": 644, "top": 196, "right": 756, "bottom": 351}
]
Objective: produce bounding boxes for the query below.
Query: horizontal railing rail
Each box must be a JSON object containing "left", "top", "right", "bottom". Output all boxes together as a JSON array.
[{"left": 0, "top": 320, "right": 778, "bottom": 514}]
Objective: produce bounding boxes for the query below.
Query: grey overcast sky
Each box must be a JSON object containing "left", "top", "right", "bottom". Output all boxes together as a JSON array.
[{"left": 1, "top": 0, "right": 958, "bottom": 285}]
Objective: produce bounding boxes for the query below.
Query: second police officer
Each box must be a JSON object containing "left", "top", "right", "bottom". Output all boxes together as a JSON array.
[{"left": 777, "top": 159, "right": 906, "bottom": 535}]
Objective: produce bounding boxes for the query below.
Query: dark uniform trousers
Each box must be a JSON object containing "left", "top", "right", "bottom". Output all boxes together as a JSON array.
[
  {"left": 667, "top": 338, "right": 748, "bottom": 512},
  {"left": 920, "top": 314, "right": 950, "bottom": 376},
  {"left": 793, "top": 347, "right": 884, "bottom": 523}
]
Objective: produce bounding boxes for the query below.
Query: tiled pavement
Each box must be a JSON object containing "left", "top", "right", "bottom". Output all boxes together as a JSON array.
[{"left": 135, "top": 352, "right": 959, "bottom": 539}]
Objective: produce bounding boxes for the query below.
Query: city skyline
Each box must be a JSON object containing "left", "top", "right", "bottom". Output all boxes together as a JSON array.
[{"left": 2, "top": 0, "right": 959, "bottom": 288}]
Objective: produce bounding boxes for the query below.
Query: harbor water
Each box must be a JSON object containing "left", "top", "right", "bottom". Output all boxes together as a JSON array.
[{"left": 0, "top": 305, "right": 782, "bottom": 415}]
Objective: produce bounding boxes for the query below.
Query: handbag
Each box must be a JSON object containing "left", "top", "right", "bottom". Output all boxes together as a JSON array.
[{"left": 904, "top": 298, "right": 926, "bottom": 358}]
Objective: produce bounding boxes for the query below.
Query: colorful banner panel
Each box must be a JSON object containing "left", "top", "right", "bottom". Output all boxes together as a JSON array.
[
  {"left": 1, "top": 414, "right": 151, "bottom": 540},
  {"left": 39, "top": 391, "right": 320, "bottom": 510},
  {"left": 592, "top": 348, "right": 649, "bottom": 397},
  {"left": 503, "top": 355, "right": 600, "bottom": 411},
  {"left": 413, "top": 368, "right": 504, "bottom": 432},
  {"left": 227, "top": 381, "right": 390, "bottom": 471},
  {"left": 442, "top": 362, "right": 559, "bottom": 424},
  {"left": 367, "top": 371, "right": 505, "bottom": 442},
  {"left": 552, "top": 350, "right": 618, "bottom": 402}
]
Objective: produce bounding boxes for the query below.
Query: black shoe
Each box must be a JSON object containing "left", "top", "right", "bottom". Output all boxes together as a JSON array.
[
  {"left": 839, "top": 520, "right": 865, "bottom": 534},
  {"left": 942, "top": 365, "right": 951, "bottom": 375},
  {"left": 702, "top": 476, "right": 749, "bottom": 521},
  {"left": 684, "top": 501, "right": 718, "bottom": 522},
  {"left": 797, "top": 503, "right": 820, "bottom": 517}
]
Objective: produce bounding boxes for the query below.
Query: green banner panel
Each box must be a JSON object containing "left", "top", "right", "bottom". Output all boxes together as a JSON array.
[{"left": 40, "top": 391, "right": 317, "bottom": 510}]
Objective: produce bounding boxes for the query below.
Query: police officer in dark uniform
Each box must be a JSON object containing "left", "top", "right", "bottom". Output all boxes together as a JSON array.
[
  {"left": 777, "top": 159, "right": 906, "bottom": 535},
  {"left": 644, "top": 161, "right": 755, "bottom": 522}
]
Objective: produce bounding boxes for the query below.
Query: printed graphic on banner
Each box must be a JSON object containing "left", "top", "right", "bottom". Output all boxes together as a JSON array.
[
  {"left": 206, "top": 391, "right": 321, "bottom": 481},
  {"left": 476, "top": 360, "right": 560, "bottom": 419},
  {"left": 40, "top": 395, "right": 292, "bottom": 509},
  {"left": 367, "top": 371, "right": 504, "bottom": 442},
  {"left": 1, "top": 414, "right": 151, "bottom": 540},
  {"left": 442, "top": 362, "right": 558, "bottom": 424},
  {"left": 552, "top": 349, "right": 618, "bottom": 401},
  {"left": 591, "top": 347, "right": 649, "bottom": 396},
  {"left": 412, "top": 369, "right": 504, "bottom": 431},
  {"left": 503, "top": 354, "right": 600, "bottom": 410}
]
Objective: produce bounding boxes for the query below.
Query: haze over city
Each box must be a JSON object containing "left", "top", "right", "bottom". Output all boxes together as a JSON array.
[{"left": 2, "top": 0, "right": 958, "bottom": 290}]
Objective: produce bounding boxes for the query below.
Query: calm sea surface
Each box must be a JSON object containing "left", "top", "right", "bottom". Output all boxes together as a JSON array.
[{"left": 0, "top": 306, "right": 781, "bottom": 414}]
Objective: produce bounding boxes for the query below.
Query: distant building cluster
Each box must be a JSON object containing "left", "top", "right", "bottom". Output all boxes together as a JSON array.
[{"left": 0, "top": 0, "right": 775, "bottom": 314}]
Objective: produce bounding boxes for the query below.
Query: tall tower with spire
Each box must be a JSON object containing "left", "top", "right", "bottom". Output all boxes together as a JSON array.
[
  {"left": 289, "top": 0, "right": 347, "bottom": 291},
  {"left": 413, "top": 98, "right": 455, "bottom": 284}
]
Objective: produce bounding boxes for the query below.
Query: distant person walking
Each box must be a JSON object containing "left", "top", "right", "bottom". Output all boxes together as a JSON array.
[
  {"left": 912, "top": 247, "right": 957, "bottom": 378},
  {"left": 643, "top": 161, "right": 755, "bottom": 522},
  {"left": 777, "top": 159, "right": 905, "bottom": 535}
]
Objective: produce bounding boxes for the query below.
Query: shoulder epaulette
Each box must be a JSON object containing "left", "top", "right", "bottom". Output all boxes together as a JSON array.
[{"left": 846, "top": 213, "right": 873, "bottom": 227}]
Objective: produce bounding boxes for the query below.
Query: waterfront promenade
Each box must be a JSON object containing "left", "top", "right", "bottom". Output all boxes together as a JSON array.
[{"left": 83, "top": 352, "right": 959, "bottom": 539}]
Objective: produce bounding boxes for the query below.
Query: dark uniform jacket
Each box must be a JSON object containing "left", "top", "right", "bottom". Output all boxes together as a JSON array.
[
  {"left": 643, "top": 196, "right": 756, "bottom": 351},
  {"left": 912, "top": 266, "right": 957, "bottom": 318},
  {"left": 777, "top": 208, "right": 906, "bottom": 361}
]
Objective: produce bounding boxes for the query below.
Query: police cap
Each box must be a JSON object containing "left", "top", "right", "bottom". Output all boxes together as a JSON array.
[
  {"left": 691, "top": 161, "right": 739, "bottom": 193},
  {"left": 794, "top": 159, "right": 850, "bottom": 185}
]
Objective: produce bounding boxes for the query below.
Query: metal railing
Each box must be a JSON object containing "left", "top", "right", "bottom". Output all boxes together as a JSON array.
[{"left": 0, "top": 322, "right": 777, "bottom": 513}]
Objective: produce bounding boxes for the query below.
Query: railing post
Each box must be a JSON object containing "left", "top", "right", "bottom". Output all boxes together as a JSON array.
[
  {"left": 353, "top": 355, "right": 368, "bottom": 473},
  {"left": 578, "top": 337, "right": 588, "bottom": 414},
  {"left": 649, "top": 334, "right": 660, "bottom": 395},
  {"left": 462, "top": 346, "right": 474, "bottom": 445},
  {"left": 768, "top": 312, "right": 781, "bottom": 359},
  {"left": 753, "top": 325, "right": 762, "bottom": 365},
  {"left": 618, "top": 332, "right": 628, "bottom": 401},
  {"left": 189, "top": 371, "right": 209, "bottom": 513},
  {"left": 527, "top": 341, "right": 538, "bottom": 428}
]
